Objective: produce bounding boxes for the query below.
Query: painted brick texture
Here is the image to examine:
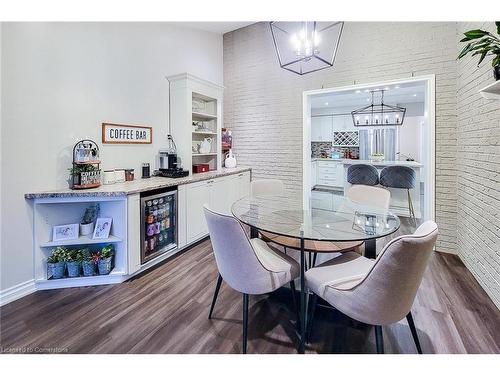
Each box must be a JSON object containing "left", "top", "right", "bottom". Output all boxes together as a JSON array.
[
  {"left": 223, "top": 22, "right": 459, "bottom": 254},
  {"left": 456, "top": 22, "right": 500, "bottom": 308}
]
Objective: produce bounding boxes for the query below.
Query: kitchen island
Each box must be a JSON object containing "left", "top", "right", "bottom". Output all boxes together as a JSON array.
[
  {"left": 311, "top": 158, "right": 423, "bottom": 218},
  {"left": 25, "top": 167, "right": 251, "bottom": 290}
]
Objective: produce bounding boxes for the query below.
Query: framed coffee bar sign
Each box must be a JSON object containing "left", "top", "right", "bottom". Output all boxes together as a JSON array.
[{"left": 102, "top": 123, "right": 153, "bottom": 144}]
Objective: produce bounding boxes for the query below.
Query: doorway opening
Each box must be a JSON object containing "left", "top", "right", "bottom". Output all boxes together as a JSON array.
[{"left": 302, "top": 75, "right": 435, "bottom": 222}]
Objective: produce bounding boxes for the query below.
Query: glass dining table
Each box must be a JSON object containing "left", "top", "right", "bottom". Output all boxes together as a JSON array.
[{"left": 231, "top": 194, "right": 400, "bottom": 353}]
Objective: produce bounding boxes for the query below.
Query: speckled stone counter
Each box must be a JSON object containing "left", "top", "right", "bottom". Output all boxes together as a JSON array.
[{"left": 25, "top": 167, "right": 251, "bottom": 199}]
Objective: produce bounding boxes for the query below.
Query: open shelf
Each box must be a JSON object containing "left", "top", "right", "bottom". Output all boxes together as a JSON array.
[
  {"left": 192, "top": 111, "right": 218, "bottom": 120},
  {"left": 479, "top": 80, "right": 500, "bottom": 99},
  {"left": 192, "top": 130, "right": 218, "bottom": 135},
  {"left": 192, "top": 153, "right": 218, "bottom": 156},
  {"left": 40, "top": 234, "right": 123, "bottom": 248}
]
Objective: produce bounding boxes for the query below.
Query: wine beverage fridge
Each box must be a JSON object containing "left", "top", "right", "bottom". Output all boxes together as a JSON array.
[{"left": 140, "top": 188, "right": 177, "bottom": 264}]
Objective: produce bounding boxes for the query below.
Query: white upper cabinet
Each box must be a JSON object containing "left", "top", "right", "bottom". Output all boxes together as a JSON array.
[{"left": 312, "top": 116, "right": 333, "bottom": 142}]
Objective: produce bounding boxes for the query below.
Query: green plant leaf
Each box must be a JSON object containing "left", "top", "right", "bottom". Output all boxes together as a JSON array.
[
  {"left": 458, "top": 43, "right": 473, "bottom": 59},
  {"left": 477, "top": 50, "right": 488, "bottom": 66},
  {"left": 464, "top": 29, "right": 490, "bottom": 39},
  {"left": 492, "top": 54, "right": 500, "bottom": 67}
]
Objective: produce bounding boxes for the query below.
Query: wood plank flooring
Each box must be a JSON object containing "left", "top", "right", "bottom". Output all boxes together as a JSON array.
[{"left": 1, "top": 218, "right": 499, "bottom": 354}]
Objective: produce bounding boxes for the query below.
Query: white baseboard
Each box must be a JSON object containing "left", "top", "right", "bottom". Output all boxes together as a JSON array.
[{"left": 0, "top": 279, "right": 36, "bottom": 307}]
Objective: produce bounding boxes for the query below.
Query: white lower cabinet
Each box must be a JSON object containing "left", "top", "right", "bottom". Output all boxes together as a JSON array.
[
  {"left": 181, "top": 171, "right": 251, "bottom": 246},
  {"left": 315, "top": 161, "right": 343, "bottom": 188}
]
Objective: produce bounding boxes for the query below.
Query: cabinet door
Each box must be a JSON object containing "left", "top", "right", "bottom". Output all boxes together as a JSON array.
[
  {"left": 211, "top": 176, "right": 239, "bottom": 215},
  {"left": 186, "top": 180, "right": 211, "bottom": 243},
  {"left": 311, "top": 161, "right": 317, "bottom": 187},
  {"left": 236, "top": 171, "right": 251, "bottom": 199},
  {"left": 311, "top": 117, "right": 322, "bottom": 141},
  {"left": 127, "top": 194, "right": 141, "bottom": 275},
  {"left": 321, "top": 116, "right": 333, "bottom": 142}
]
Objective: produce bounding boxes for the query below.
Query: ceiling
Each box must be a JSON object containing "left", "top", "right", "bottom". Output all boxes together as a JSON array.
[
  {"left": 311, "top": 81, "right": 427, "bottom": 110},
  {"left": 173, "top": 22, "right": 254, "bottom": 34}
]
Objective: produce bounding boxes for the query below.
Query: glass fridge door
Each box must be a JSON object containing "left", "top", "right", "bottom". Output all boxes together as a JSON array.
[{"left": 141, "top": 191, "right": 177, "bottom": 264}]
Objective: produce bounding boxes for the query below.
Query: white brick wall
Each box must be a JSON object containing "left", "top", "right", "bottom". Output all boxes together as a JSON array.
[
  {"left": 456, "top": 22, "right": 500, "bottom": 308},
  {"left": 224, "top": 22, "right": 459, "bottom": 254}
]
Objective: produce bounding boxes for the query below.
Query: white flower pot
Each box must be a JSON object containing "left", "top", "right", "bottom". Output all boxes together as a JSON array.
[{"left": 80, "top": 222, "right": 94, "bottom": 236}]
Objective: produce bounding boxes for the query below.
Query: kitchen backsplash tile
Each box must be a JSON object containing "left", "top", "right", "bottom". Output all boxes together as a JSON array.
[{"left": 311, "top": 142, "right": 332, "bottom": 158}]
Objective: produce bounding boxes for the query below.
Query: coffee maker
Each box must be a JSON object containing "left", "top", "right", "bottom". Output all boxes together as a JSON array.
[{"left": 157, "top": 135, "right": 189, "bottom": 178}]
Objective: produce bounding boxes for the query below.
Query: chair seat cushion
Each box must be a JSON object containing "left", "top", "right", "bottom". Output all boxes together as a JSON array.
[
  {"left": 305, "top": 252, "right": 374, "bottom": 298},
  {"left": 250, "top": 238, "right": 300, "bottom": 278}
]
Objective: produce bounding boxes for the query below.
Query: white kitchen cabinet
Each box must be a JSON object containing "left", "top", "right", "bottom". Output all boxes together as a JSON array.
[
  {"left": 185, "top": 180, "right": 212, "bottom": 243},
  {"left": 311, "top": 116, "right": 333, "bottom": 142},
  {"left": 184, "top": 172, "right": 251, "bottom": 244},
  {"left": 236, "top": 171, "right": 251, "bottom": 198},
  {"left": 311, "top": 161, "right": 317, "bottom": 187},
  {"left": 316, "top": 161, "right": 344, "bottom": 188},
  {"left": 127, "top": 194, "right": 142, "bottom": 275}
]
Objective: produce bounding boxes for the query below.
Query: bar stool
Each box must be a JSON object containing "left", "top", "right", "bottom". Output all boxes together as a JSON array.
[
  {"left": 347, "top": 164, "right": 380, "bottom": 186},
  {"left": 380, "top": 166, "right": 416, "bottom": 220}
]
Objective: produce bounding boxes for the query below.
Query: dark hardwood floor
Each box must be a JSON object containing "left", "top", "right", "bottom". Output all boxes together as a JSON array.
[{"left": 1, "top": 218, "right": 499, "bottom": 354}]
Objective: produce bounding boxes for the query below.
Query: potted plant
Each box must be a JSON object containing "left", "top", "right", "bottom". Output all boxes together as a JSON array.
[
  {"left": 97, "top": 245, "right": 114, "bottom": 275},
  {"left": 47, "top": 247, "right": 68, "bottom": 279},
  {"left": 80, "top": 203, "right": 100, "bottom": 236},
  {"left": 81, "top": 248, "right": 98, "bottom": 277},
  {"left": 68, "top": 164, "right": 99, "bottom": 187},
  {"left": 458, "top": 22, "right": 500, "bottom": 80},
  {"left": 66, "top": 249, "right": 83, "bottom": 277}
]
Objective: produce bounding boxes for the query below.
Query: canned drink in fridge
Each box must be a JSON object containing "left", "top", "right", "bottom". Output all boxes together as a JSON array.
[
  {"left": 154, "top": 222, "right": 161, "bottom": 234},
  {"left": 149, "top": 236, "right": 156, "bottom": 251},
  {"left": 147, "top": 224, "right": 156, "bottom": 237}
]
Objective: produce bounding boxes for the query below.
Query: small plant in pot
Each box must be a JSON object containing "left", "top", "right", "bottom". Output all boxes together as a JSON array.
[
  {"left": 47, "top": 247, "right": 68, "bottom": 279},
  {"left": 81, "top": 248, "right": 98, "bottom": 277},
  {"left": 66, "top": 249, "right": 83, "bottom": 277},
  {"left": 80, "top": 203, "right": 100, "bottom": 236},
  {"left": 97, "top": 245, "right": 114, "bottom": 275},
  {"left": 458, "top": 22, "right": 500, "bottom": 80}
]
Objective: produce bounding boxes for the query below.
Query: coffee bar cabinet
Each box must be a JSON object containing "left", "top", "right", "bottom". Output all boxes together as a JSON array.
[{"left": 168, "top": 73, "right": 224, "bottom": 174}]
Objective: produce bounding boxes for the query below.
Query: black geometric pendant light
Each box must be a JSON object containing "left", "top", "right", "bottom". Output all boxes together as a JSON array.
[
  {"left": 269, "top": 21, "right": 344, "bottom": 75},
  {"left": 351, "top": 90, "right": 406, "bottom": 127}
]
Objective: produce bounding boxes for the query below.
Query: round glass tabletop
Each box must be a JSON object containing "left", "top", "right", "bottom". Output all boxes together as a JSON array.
[{"left": 231, "top": 194, "right": 400, "bottom": 242}]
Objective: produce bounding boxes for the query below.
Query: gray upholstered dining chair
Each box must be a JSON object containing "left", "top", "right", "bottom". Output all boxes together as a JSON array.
[
  {"left": 250, "top": 178, "right": 285, "bottom": 197},
  {"left": 204, "top": 204, "right": 300, "bottom": 354},
  {"left": 305, "top": 220, "right": 438, "bottom": 354},
  {"left": 380, "top": 166, "right": 417, "bottom": 220},
  {"left": 347, "top": 164, "right": 380, "bottom": 186}
]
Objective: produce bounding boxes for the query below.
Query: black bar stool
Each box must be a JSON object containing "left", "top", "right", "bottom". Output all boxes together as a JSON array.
[{"left": 379, "top": 166, "right": 416, "bottom": 220}]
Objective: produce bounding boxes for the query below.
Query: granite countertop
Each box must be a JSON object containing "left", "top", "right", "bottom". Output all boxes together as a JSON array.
[
  {"left": 311, "top": 158, "right": 423, "bottom": 168},
  {"left": 25, "top": 167, "right": 252, "bottom": 199}
]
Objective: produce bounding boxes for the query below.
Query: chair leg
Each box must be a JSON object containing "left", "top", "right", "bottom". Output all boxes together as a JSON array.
[
  {"left": 407, "top": 189, "right": 416, "bottom": 221},
  {"left": 312, "top": 253, "right": 317, "bottom": 268},
  {"left": 208, "top": 273, "right": 223, "bottom": 319},
  {"left": 284, "top": 246, "right": 287, "bottom": 255},
  {"left": 242, "top": 293, "right": 249, "bottom": 354},
  {"left": 289, "top": 280, "right": 299, "bottom": 321},
  {"left": 375, "top": 325, "right": 384, "bottom": 354},
  {"left": 406, "top": 312, "right": 422, "bottom": 354},
  {"left": 307, "top": 293, "right": 318, "bottom": 343}
]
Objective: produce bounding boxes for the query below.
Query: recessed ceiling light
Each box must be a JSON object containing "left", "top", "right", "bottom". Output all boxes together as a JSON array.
[
  {"left": 356, "top": 90, "right": 361, "bottom": 93},
  {"left": 366, "top": 98, "right": 370, "bottom": 101},
  {"left": 385, "top": 87, "right": 390, "bottom": 90},
  {"left": 325, "top": 102, "right": 329, "bottom": 105},
  {"left": 413, "top": 94, "right": 417, "bottom": 97}
]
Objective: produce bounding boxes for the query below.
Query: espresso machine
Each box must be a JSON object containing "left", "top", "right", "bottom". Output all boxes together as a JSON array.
[{"left": 157, "top": 135, "right": 189, "bottom": 178}]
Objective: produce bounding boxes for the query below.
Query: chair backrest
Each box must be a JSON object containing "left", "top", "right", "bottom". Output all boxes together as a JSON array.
[
  {"left": 203, "top": 205, "right": 274, "bottom": 295},
  {"left": 251, "top": 179, "right": 285, "bottom": 197},
  {"left": 347, "top": 164, "right": 380, "bottom": 186},
  {"left": 379, "top": 166, "right": 416, "bottom": 189},
  {"left": 346, "top": 185, "right": 391, "bottom": 211},
  {"left": 329, "top": 221, "right": 438, "bottom": 325}
]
